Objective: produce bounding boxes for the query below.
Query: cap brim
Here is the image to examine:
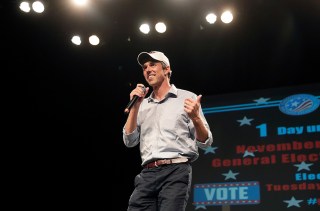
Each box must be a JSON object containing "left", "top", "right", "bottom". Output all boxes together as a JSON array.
[
  {"left": 137, "top": 52, "right": 152, "bottom": 66},
  {"left": 138, "top": 52, "right": 164, "bottom": 66}
]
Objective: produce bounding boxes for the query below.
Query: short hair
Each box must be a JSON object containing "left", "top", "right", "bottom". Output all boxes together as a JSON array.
[{"left": 160, "top": 62, "right": 172, "bottom": 78}]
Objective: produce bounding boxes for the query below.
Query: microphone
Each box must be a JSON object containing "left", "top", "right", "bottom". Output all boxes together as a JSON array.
[{"left": 124, "top": 85, "right": 146, "bottom": 114}]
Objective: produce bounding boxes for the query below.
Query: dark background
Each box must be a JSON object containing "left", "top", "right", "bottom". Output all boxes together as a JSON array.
[{"left": 3, "top": 0, "right": 319, "bottom": 210}]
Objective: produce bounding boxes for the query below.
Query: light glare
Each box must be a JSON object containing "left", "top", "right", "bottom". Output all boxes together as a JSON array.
[
  {"left": 73, "top": 0, "right": 89, "bottom": 7},
  {"left": 19, "top": 2, "right": 31, "bottom": 13},
  {"left": 89, "top": 35, "right": 100, "bottom": 45},
  {"left": 139, "top": 24, "right": 150, "bottom": 34},
  {"left": 71, "top": 35, "right": 81, "bottom": 45},
  {"left": 206, "top": 13, "right": 217, "bottom": 24},
  {"left": 32, "top": 1, "right": 45, "bottom": 13},
  {"left": 155, "top": 22, "right": 166, "bottom": 33},
  {"left": 221, "top": 11, "right": 233, "bottom": 24}
]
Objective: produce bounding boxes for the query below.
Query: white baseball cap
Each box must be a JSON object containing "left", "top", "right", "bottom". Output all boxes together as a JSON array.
[{"left": 137, "top": 51, "right": 170, "bottom": 66}]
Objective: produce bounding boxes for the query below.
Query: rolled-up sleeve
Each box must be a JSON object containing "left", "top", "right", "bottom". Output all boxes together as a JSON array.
[
  {"left": 196, "top": 127, "right": 213, "bottom": 149},
  {"left": 123, "top": 127, "right": 140, "bottom": 147}
]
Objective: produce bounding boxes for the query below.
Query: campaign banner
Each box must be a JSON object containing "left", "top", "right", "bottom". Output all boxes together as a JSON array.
[{"left": 187, "top": 84, "right": 320, "bottom": 211}]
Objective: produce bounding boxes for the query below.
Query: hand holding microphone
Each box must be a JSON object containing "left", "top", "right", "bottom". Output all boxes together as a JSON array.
[{"left": 124, "top": 84, "right": 147, "bottom": 114}]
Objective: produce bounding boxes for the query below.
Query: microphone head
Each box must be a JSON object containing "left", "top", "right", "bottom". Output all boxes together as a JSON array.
[{"left": 138, "top": 85, "right": 146, "bottom": 93}]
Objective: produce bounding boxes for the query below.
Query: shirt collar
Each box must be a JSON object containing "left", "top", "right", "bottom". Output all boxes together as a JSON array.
[{"left": 147, "top": 84, "right": 177, "bottom": 103}]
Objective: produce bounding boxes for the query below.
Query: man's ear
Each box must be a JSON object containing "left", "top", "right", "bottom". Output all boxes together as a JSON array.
[{"left": 164, "top": 66, "right": 170, "bottom": 76}]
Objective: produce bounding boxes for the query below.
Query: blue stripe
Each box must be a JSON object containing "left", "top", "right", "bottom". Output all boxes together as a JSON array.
[{"left": 203, "top": 95, "right": 320, "bottom": 114}]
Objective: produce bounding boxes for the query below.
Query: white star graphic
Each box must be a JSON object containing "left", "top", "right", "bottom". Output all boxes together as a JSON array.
[
  {"left": 294, "top": 161, "right": 313, "bottom": 171},
  {"left": 237, "top": 116, "right": 254, "bottom": 126},
  {"left": 203, "top": 146, "right": 218, "bottom": 154},
  {"left": 283, "top": 196, "right": 303, "bottom": 207},
  {"left": 243, "top": 150, "right": 255, "bottom": 157},
  {"left": 253, "top": 97, "right": 270, "bottom": 104},
  {"left": 222, "top": 170, "right": 239, "bottom": 180}
]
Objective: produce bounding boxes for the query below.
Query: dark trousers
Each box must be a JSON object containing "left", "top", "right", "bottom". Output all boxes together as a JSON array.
[{"left": 127, "top": 163, "right": 192, "bottom": 211}]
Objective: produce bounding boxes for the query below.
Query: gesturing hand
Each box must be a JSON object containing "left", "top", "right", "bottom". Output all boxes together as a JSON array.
[{"left": 184, "top": 95, "right": 202, "bottom": 120}]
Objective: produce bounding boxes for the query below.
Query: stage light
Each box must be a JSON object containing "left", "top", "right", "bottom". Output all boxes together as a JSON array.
[
  {"left": 72, "top": 0, "right": 89, "bottom": 7},
  {"left": 139, "top": 24, "right": 150, "bottom": 34},
  {"left": 206, "top": 13, "right": 217, "bottom": 24},
  {"left": 221, "top": 10, "right": 233, "bottom": 24},
  {"left": 155, "top": 22, "right": 166, "bottom": 33},
  {"left": 32, "top": 1, "right": 45, "bottom": 13},
  {"left": 19, "top": 1, "right": 46, "bottom": 13},
  {"left": 19, "top": 2, "right": 31, "bottom": 13},
  {"left": 71, "top": 35, "right": 81, "bottom": 45},
  {"left": 89, "top": 35, "right": 100, "bottom": 46}
]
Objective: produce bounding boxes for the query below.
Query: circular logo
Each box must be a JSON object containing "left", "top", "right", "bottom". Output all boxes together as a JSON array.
[{"left": 279, "top": 94, "right": 319, "bottom": 116}]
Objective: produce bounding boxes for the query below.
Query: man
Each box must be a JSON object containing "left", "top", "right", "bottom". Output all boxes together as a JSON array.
[{"left": 123, "top": 51, "right": 213, "bottom": 211}]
